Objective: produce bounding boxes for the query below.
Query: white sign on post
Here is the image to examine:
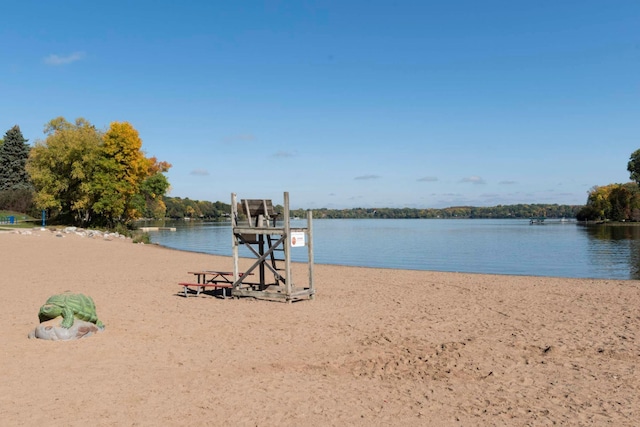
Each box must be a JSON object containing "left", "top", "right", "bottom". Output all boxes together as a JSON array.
[{"left": 290, "top": 231, "right": 305, "bottom": 247}]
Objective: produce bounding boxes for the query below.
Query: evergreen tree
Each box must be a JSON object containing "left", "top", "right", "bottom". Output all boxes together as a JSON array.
[{"left": 0, "top": 125, "right": 31, "bottom": 190}]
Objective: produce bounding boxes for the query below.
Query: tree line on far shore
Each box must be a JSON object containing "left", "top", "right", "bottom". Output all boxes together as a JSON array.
[
  {"left": 290, "top": 204, "right": 582, "bottom": 220},
  {"left": 3, "top": 118, "right": 638, "bottom": 226},
  {"left": 576, "top": 149, "right": 640, "bottom": 222},
  {"left": 162, "top": 198, "right": 582, "bottom": 220}
]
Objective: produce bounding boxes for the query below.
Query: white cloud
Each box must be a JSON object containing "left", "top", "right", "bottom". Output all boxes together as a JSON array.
[
  {"left": 190, "top": 169, "right": 210, "bottom": 176},
  {"left": 43, "top": 51, "right": 85, "bottom": 66},
  {"left": 460, "top": 176, "right": 486, "bottom": 184},
  {"left": 355, "top": 174, "right": 381, "bottom": 180},
  {"left": 273, "top": 150, "right": 296, "bottom": 158},
  {"left": 418, "top": 176, "right": 438, "bottom": 182}
]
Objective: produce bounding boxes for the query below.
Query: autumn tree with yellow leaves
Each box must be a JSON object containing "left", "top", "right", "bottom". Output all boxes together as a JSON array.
[
  {"left": 27, "top": 117, "right": 171, "bottom": 227},
  {"left": 577, "top": 183, "right": 640, "bottom": 222}
]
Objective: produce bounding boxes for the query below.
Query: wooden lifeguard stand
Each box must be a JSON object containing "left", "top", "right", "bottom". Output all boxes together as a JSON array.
[{"left": 231, "top": 192, "right": 315, "bottom": 302}]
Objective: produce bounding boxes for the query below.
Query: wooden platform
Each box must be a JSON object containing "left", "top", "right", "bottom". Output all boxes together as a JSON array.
[{"left": 231, "top": 192, "right": 315, "bottom": 302}]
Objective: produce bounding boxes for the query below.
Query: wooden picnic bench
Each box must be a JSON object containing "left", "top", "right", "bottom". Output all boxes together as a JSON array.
[
  {"left": 178, "top": 281, "right": 233, "bottom": 297},
  {"left": 179, "top": 271, "right": 252, "bottom": 298}
]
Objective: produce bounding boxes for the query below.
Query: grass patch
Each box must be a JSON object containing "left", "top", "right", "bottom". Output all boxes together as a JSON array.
[{"left": 0, "top": 211, "right": 39, "bottom": 229}]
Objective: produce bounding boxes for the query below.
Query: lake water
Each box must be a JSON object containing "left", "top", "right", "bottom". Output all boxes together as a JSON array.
[{"left": 144, "top": 218, "right": 640, "bottom": 280}]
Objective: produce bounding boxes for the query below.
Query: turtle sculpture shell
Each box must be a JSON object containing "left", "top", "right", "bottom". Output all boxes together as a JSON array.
[{"left": 38, "top": 292, "right": 104, "bottom": 329}]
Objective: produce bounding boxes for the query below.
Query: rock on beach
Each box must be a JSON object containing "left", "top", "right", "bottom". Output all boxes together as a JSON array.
[{"left": 28, "top": 318, "right": 103, "bottom": 340}]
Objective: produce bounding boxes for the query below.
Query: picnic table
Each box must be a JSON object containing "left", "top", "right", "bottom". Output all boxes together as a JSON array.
[{"left": 178, "top": 271, "right": 252, "bottom": 298}]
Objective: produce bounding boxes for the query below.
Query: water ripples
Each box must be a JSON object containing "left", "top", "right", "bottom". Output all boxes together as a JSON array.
[{"left": 146, "top": 219, "right": 640, "bottom": 280}]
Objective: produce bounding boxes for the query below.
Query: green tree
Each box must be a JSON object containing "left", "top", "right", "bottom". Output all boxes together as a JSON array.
[
  {"left": 623, "top": 182, "right": 640, "bottom": 221},
  {"left": 165, "top": 197, "right": 185, "bottom": 218},
  {"left": 585, "top": 185, "right": 614, "bottom": 220},
  {"left": 628, "top": 149, "right": 640, "bottom": 184},
  {"left": 579, "top": 183, "right": 640, "bottom": 222},
  {"left": 132, "top": 158, "right": 171, "bottom": 219},
  {"left": 26, "top": 117, "right": 103, "bottom": 224},
  {"left": 609, "top": 186, "right": 631, "bottom": 221},
  {"left": 0, "top": 125, "right": 31, "bottom": 191},
  {"left": 576, "top": 205, "right": 601, "bottom": 221},
  {"left": 27, "top": 118, "right": 171, "bottom": 227}
]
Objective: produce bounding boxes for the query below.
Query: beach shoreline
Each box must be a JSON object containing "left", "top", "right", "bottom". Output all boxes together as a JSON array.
[{"left": 1, "top": 229, "right": 638, "bottom": 426}]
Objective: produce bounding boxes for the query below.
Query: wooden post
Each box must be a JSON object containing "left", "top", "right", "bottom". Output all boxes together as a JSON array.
[
  {"left": 283, "top": 192, "right": 292, "bottom": 300},
  {"left": 231, "top": 193, "right": 239, "bottom": 284},
  {"left": 307, "top": 209, "right": 314, "bottom": 299},
  {"left": 258, "top": 228, "right": 265, "bottom": 289}
]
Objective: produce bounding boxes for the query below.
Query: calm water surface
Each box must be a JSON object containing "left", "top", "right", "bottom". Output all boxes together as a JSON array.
[{"left": 144, "top": 219, "right": 640, "bottom": 280}]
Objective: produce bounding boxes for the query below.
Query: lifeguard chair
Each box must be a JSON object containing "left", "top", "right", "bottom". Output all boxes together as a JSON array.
[{"left": 230, "top": 192, "right": 315, "bottom": 302}]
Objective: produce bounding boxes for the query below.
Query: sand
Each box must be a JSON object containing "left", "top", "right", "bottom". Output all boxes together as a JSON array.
[{"left": 1, "top": 229, "right": 639, "bottom": 426}]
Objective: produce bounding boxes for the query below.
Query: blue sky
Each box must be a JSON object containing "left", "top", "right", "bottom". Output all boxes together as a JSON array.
[{"left": 2, "top": 1, "right": 639, "bottom": 209}]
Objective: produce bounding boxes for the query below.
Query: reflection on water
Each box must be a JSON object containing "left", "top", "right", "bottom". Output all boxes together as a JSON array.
[
  {"left": 142, "top": 219, "right": 640, "bottom": 280},
  {"left": 580, "top": 224, "right": 640, "bottom": 280},
  {"left": 583, "top": 223, "right": 640, "bottom": 240}
]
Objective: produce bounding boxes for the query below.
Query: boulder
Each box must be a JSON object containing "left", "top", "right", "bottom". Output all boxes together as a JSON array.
[{"left": 28, "top": 317, "right": 104, "bottom": 340}]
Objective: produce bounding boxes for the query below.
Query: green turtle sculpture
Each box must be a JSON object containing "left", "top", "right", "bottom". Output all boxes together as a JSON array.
[{"left": 38, "top": 292, "right": 104, "bottom": 329}]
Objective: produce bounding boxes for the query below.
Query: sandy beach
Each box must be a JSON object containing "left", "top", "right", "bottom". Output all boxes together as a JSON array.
[{"left": 1, "top": 229, "right": 639, "bottom": 426}]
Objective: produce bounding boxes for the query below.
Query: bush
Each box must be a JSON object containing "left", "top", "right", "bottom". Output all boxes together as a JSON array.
[
  {"left": 113, "top": 222, "right": 133, "bottom": 237},
  {"left": 0, "top": 188, "right": 34, "bottom": 213},
  {"left": 131, "top": 231, "right": 151, "bottom": 244}
]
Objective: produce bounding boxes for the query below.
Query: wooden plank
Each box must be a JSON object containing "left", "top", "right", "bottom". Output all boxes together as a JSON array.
[
  {"left": 187, "top": 271, "right": 233, "bottom": 275},
  {"left": 241, "top": 199, "right": 274, "bottom": 217},
  {"left": 233, "top": 226, "right": 307, "bottom": 234},
  {"left": 231, "top": 289, "right": 290, "bottom": 300},
  {"left": 178, "top": 282, "right": 233, "bottom": 288},
  {"left": 231, "top": 288, "right": 314, "bottom": 301},
  {"left": 179, "top": 281, "right": 234, "bottom": 298}
]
